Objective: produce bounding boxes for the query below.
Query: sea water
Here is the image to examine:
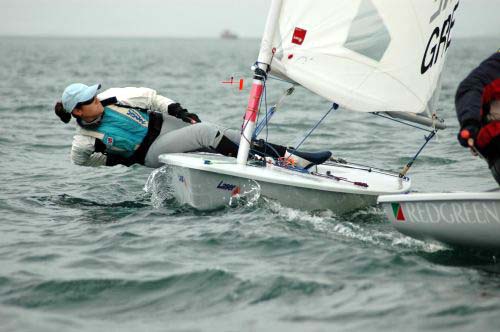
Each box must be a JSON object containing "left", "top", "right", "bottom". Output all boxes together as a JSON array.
[{"left": 1, "top": 36, "right": 500, "bottom": 331}]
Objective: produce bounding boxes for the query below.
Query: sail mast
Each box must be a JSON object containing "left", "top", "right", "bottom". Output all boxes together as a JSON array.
[{"left": 236, "top": 0, "right": 283, "bottom": 165}]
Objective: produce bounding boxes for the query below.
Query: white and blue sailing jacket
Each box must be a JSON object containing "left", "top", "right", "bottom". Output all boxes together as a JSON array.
[
  {"left": 70, "top": 87, "right": 175, "bottom": 167},
  {"left": 79, "top": 105, "right": 150, "bottom": 158}
]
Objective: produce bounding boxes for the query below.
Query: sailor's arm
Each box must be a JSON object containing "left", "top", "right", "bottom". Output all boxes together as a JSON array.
[
  {"left": 97, "top": 87, "right": 200, "bottom": 122},
  {"left": 70, "top": 135, "right": 107, "bottom": 167},
  {"left": 71, "top": 134, "right": 141, "bottom": 167},
  {"left": 145, "top": 90, "right": 201, "bottom": 122},
  {"left": 97, "top": 87, "right": 176, "bottom": 113},
  {"left": 455, "top": 53, "right": 500, "bottom": 126}
]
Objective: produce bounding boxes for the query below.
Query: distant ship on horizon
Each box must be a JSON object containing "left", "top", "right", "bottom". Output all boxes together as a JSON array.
[{"left": 220, "top": 29, "right": 238, "bottom": 39}]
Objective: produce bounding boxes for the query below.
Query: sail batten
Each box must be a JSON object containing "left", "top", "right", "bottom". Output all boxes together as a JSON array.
[{"left": 261, "top": 0, "right": 459, "bottom": 119}]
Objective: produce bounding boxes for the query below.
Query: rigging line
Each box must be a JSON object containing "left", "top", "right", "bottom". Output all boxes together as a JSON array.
[
  {"left": 268, "top": 75, "right": 296, "bottom": 84},
  {"left": 371, "top": 112, "right": 435, "bottom": 133},
  {"left": 254, "top": 85, "right": 296, "bottom": 138},
  {"left": 240, "top": 111, "right": 254, "bottom": 146},
  {"left": 255, "top": 47, "right": 274, "bottom": 150},
  {"left": 264, "top": 79, "right": 269, "bottom": 152},
  {"left": 323, "top": 161, "right": 409, "bottom": 180},
  {"left": 254, "top": 84, "right": 262, "bottom": 126},
  {"left": 292, "top": 103, "right": 339, "bottom": 151},
  {"left": 399, "top": 130, "right": 437, "bottom": 177},
  {"left": 254, "top": 79, "right": 270, "bottom": 155}
]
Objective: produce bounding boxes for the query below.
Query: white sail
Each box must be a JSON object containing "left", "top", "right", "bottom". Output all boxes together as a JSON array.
[{"left": 262, "top": 0, "right": 459, "bottom": 116}]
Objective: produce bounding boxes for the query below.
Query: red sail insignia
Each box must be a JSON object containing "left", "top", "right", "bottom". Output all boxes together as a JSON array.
[{"left": 292, "top": 27, "right": 307, "bottom": 45}]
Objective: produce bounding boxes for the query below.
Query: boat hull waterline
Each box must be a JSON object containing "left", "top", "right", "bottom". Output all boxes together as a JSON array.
[
  {"left": 378, "top": 192, "right": 500, "bottom": 249},
  {"left": 159, "top": 153, "right": 411, "bottom": 212}
]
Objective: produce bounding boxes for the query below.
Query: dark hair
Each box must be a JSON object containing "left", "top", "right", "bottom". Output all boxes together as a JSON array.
[{"left": 54, "top": 101, "right": 72, "bottom": 124}]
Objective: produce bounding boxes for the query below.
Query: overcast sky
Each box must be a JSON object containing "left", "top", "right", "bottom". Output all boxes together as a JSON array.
[{"left": 0, "top": 0, "right": 499, "bottom": 38}]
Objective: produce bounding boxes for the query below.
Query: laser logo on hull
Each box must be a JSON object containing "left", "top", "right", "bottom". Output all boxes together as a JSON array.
[{"left": 216, "top": 181, "right": 240, "bottom": 196}]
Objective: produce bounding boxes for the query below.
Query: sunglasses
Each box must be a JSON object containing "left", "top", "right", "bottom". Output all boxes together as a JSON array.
[{"left": 76, "top": 96, "right": 96, "bottom": 108}]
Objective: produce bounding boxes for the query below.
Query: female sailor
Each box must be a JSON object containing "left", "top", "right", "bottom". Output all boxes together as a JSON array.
[{"left": 54, "top": 83, "right": 330, "bottom": 168}]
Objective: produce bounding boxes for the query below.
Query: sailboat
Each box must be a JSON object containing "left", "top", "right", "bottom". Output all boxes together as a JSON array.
[
  {"left": 378, "top": 191, "right": 500, "bottom": 249},
  {"left": 159, "top": 0, "right": 459, "bottom": 212}
]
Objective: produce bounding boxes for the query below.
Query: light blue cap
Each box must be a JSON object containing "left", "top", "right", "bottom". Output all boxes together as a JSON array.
[{"left": 61, "top": 83, "right": 101, "bottom": 113}]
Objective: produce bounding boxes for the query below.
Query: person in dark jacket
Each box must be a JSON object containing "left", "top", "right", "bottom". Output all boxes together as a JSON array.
[{"left": 455, "top": 50, "right": 500, "bottom": 185}]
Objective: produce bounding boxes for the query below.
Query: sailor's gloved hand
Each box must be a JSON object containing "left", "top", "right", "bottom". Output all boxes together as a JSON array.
[
  {"left": 458, "top": 119, "right": 480, "bottom": 147},
  {"left": 181, "top": 112, "right": 201, "bottom": 124},
  {"left": 168, "top": 103, "right": 201, "bottom": 124}
]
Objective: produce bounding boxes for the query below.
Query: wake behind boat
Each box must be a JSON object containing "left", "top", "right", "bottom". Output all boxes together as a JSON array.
[
  {"left": 159, "top": 0, "right": 459, "bottom": 212},
  {"left": 378, "top": 191, "right": 500, "bottom": 249}
]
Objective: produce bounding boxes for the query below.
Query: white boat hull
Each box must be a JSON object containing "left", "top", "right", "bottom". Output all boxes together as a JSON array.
[
  {"left": 378, "top": 192, "right": 500, "bottom": 249},
  {"left": 159, "top": 153, "right": 411, "bottom": 213}
]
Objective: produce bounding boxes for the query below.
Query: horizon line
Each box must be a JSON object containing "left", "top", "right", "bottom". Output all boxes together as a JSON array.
[
  {"left": 0, "top": 34, "right": 498, "bottom": 40},
  {"left": 0, "top": 34, "right": 261, "bottom": 40}
]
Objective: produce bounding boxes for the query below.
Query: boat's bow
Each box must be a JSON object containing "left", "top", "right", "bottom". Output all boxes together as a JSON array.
[{"left": 378, "top": 191, "right": 500, "bottom": 249}]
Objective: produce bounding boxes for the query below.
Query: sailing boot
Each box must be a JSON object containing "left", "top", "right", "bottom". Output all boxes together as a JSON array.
[
  {"left": 214, "top": 136, "right": 284, "bottom": 159},
  {"left": 251, "top": 139, "right": 286, "bottom": 158},
  {"left": 213, "top": 135, "right": 239, "bottom": 157}
]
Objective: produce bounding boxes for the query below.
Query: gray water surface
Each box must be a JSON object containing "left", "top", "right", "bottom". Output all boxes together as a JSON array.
[{"left": 1, "top": 36, "right": 500, "bottom": 331}]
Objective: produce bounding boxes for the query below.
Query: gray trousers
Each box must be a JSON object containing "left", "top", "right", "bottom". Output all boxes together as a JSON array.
[{"left": 144, "top": 114, "right": 240, "bottom": 168}]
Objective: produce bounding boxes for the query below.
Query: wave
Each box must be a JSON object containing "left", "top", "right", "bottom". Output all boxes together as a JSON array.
[
  {"left": 3, "top": 269, "right": 347, "bottom": 321},
  {"left": 3, "top": 269, "right": 240, "bottom": 311},
  {"left": 48, "top": 194, "right": 150, "bottom": 209},
  {"left": 250, "top": 276, "right": 343, "bottom": 304}
]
